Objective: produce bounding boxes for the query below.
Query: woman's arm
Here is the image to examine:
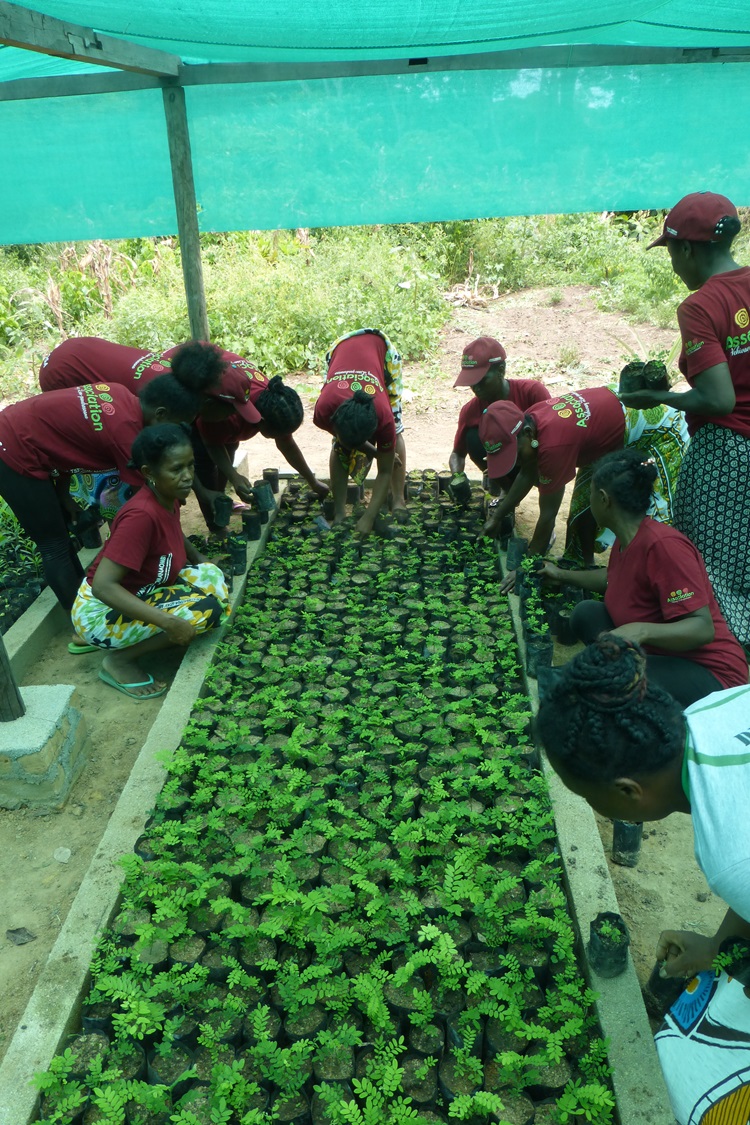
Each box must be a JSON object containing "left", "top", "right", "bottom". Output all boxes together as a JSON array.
[
  {"left": 202, "top": 441, "right": 254, "bottom": 502},
  {"left": 543, "top": 562, "right": 608, "bottom": 593},
  {"left": 449, "top": 450, "right": 467, "bottom": 475},
  {"left": 480, "top": 464, "right": 539, "bottom": 538},
  {"left": 620, "top": 363, "right": 736, "bottom": 416},
  {"left": 356, "top": 449, "right": 396, "bottom": 534},
  {"left": 274, "top": 434, "right": 329, "bottom": 498},
  {"left": 610, "top": 606, "right": 715, "bottom": 650},
  {"left": 528, "top": 489, "right": 564, "bottom": 556},
  {"left": 91, "top": 558, "right": 194, "bottom": 644},
  {"left": 184, "top": 535, "right": 208, "bottom": 566}
]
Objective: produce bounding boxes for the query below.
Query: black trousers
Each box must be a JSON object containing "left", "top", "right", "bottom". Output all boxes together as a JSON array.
[
  {"left": 571, "top": 600, "right": 723, "bottom": 709},
  {"left": 0, "top": 456, "right": 84, "bottom": 612}
]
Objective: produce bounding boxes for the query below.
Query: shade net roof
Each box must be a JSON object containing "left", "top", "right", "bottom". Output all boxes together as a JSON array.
[{"left": 2, "top": 1, "right": 750, "bottom": 243}]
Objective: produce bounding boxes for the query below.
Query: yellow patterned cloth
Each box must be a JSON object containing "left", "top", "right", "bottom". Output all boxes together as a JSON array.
[
  {"left": 71, "top": 563, "right": 229, "bottom": 650},
  {"left": 564, "top": 402, "right": 690, "bottom": 564}
]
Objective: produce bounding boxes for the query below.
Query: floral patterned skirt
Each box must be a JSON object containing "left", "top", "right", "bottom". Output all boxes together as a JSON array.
[{"left": 71, "top": 563, "right": 230, "bottom": 650}]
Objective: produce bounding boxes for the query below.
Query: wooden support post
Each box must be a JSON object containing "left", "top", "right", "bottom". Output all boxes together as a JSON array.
[
  {"left": 162, "top": 84, "right": 210, "bottom": 342},
  {"left": 0, "top": 635, "right": 24, "bottom": 721}
]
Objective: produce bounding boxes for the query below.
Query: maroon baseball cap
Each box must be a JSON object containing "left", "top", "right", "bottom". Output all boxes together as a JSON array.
[
  {"left": 647, "top": 192, "right": 739, "bottom": 249},
  {"left": 454, "top": 337, "right": 507, "bottom": 387},
  {"left": 478, "top": 401, "right": 524, "bottom": 477},
  {"left": 206, "top": 366, "right": 262, "bottom": 424}
]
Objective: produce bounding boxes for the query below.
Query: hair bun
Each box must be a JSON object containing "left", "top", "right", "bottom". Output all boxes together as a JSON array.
[
  {"left": 568, "top": 634, "right": 648, "bottom": 713},
  {"left": 352, "top": 389, "right": 373, "bottom": 405},
  {"left": 266, "top": 374, "right": 284, "bottom": 393}
]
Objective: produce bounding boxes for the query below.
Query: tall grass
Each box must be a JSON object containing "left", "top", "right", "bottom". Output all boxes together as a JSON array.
[{"left": 3, "top": 211, "right": 748, "bottom": 400}]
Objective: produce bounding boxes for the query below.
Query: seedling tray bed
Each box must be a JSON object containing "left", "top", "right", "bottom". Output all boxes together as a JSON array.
[{"left": 34, "top": 474, "right": 617, "bottom": 1125}]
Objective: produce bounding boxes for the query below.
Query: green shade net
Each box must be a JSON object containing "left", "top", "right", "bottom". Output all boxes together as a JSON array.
[{"left": 1, "top": 1, "right": 750, "bottom": 242}]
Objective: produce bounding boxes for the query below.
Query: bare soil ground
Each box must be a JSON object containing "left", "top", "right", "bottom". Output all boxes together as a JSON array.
[{"left": 0, "top": 285, "right": 724, "bottom": 1067}]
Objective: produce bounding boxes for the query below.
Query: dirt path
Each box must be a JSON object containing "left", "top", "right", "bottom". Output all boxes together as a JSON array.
[{"left": 0, "top": 285, "right": 722, "bottom": 1066}]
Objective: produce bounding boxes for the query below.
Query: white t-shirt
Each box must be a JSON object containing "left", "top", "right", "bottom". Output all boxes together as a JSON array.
[{"left": 684, "top": 683, "right": 750, "bottom": 922}]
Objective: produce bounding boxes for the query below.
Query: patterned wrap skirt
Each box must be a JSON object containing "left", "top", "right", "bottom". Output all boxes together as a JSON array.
[
  {"left": 564, "top": 402, "right": 690, "bottom": 562},
  {"left": 673, "top": 423, "right": 750, "bottom": 645},
  {"left": 71, "top": 563, "right": 230, "bottom": 650}
]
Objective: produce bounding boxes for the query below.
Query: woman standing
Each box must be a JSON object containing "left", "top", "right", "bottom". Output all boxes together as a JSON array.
[
  {"left": 72, "top": 425, "right": 229, "bottom": 700},
  {"left": 543, "top": 448, "right": 747, "bottom": 707},
  {"left": 479, "top": 385, "right": 687, "bottom": 584},
  {"left": 0, "top": 376, "right": 203, "bottom": 610},
  {"left": 313, "top": 328, "right": 406, "bottom": 535},
  {"left": 621, "top": 191, "right": 750, "bottom": 645},
  {"left": 537, "top": 635, "right": 750, "bottom": 1125}
]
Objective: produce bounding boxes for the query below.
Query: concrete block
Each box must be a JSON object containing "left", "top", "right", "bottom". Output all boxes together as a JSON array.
[{"left": 0, "top": 685, "right": 87, "bottom": 810}]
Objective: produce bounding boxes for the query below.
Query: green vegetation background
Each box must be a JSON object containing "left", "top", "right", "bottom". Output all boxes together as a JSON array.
[{"left": 6, "top": 210, "right": 749, "bottom": 401}]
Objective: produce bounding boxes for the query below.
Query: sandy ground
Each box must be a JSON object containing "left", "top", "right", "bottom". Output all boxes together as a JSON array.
[{"left": 0, "top": 285, "right": 725, "bottom": 1066}]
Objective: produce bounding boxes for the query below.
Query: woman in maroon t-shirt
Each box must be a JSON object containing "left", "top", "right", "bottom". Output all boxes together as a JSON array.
[
  {"left": 621, "top": 192, "right": 750, "bottom": 644},
  {"left": 543, "top": 448, "right": 748, "bottom": 708},
  {"left": 71, "top": 425, "right": 229, "bottom": 700},
  {"left": 0, "top": 376, "right": 205, "bottom": 612}
]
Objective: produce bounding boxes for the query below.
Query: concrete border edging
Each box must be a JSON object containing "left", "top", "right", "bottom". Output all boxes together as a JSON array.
[
  {"left": 0, "top": 501, "right": 278, "bottom": 1125},
  {"left": 504, "top": 573, "right": 675, "bottom": 1125}
]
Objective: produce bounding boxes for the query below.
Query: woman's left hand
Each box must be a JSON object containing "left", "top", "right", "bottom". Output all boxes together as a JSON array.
[
  {"left": 233, "top": 475, "right": 255, "bottom": 503},
  {"left": 619, "top": 389, "right": 663, "bottom": 410}
]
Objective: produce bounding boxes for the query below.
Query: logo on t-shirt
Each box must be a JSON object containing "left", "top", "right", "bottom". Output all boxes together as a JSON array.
[
  {"left": 155, "top": 553, "right": 173, "bottom": 585},
  {"left": 76, "top": 385, "right": 115, "bottom": 432},
  {"left": 667, "top": 587, "right": 695, "bottom": 603},
  {"left": 735, "top": 308, "right": 750, "bottom": 329},
  {"left": 685, "top": 338, "right": 704, "bottom": 356},
  {"left": 550, "top": 393, "right": 590, "bottom": 428}
]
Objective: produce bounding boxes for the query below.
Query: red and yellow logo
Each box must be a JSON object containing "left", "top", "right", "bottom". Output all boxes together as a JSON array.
[
  {"left": 94, "top": 383, "right": 111, "bottom": 391},
  {"left": 667, "top": 587, "right": 695, "bottom": 603},
  {"left": 735, "top": 308, "right": 750, "bottom": 329},
  {"left": 364, "top": 385, "right": 376, "bottom": 395}
]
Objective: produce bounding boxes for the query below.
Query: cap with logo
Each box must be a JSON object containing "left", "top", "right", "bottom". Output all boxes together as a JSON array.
[
  {"left": 477, "top": 400, "right": 524, "bottom": 478},
  {"left": 647, "top": 191, "right": 739, "bottom": 249},
  {"left": 206, "top": 366, "right": 263, "bottom": 423},
  {"left": 454, "top": 337, "right": 507, "bottom": 387}
]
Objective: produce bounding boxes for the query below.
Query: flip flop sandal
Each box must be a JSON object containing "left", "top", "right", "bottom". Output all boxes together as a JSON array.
[
  {"left": 98, "top": 669, "right": 167, "bottom": 701},
  {"left": 68, "top": 641, "right": 99, "bottom": 654}
]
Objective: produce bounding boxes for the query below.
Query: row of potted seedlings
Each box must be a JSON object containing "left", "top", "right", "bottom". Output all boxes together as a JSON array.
[
  {"left": 0, "top": 499, "right": 44, "bottom": 635},
  {"left": 35, "top": 475, "right": 615, "bottom": 1125}
]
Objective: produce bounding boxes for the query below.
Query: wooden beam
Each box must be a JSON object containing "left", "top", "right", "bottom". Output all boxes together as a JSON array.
[
  {"left": 0, "top": 0, "right": 180, "bottom": 76},
  {"left": 1, "top": 43, "right": 749, "bottom": 102},
  {"left": 162, "top": 85, "right": 209, "bottom": 343},
  {"left": 0, "top": 636, "right": 24, "bottom": 721}
]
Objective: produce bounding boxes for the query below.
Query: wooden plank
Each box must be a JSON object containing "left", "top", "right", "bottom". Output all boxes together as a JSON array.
[
  {"left": 0, "top": 0, "right": 180, "bottom": 76},
  {"left": 162, "top": 85, "right": 209, "bottom": 343},
  {"left": 2, "top": 43, "right": 750, "bottom": 102}
]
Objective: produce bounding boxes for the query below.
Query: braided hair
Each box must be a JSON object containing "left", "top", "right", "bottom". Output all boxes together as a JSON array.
[
  {"left": 536, "top": 634, "right": 685, "bottom": 782},
  {"left": 332, "top": 390, "right": 377, "bottom": 448},
  {"left": 170, "top": 342, "right": 227, "bottom": 393},
  {"left": 256, "top": 375, "right": 304, "bottom": 435},
  {"left": 139, "top": 373, "right": 203, "bottom": 422},
  {"left": 130, "top": 423, "right": 191, "bottom": 472},
  {"left": 591, "top": 447, "right": 658, "bottom": 517}
]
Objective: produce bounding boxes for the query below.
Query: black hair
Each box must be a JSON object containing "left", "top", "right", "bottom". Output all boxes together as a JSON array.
[
  {"left": 169, "top": 341, "right": 227, "bottom": 394},
  {"left": 130, "top": 423, "right": 192, "bottom": 472},
  {"left": 687, "top": 214, "right": 742, "bottom": 257},
  {"left": 332, "top": 390, "right": 377, "bottom": 447},
  {"left": 536, "top": 634, "right": 685, "bottom": 783},
  {"left": 255, "top": 375, "right": 304, "bottom": 435},
  {"left": 591, "top": 446, "right": 658, "bottom": 517},
  {"left": 139, "top": 373, "right": 203, "bottom": 422}
]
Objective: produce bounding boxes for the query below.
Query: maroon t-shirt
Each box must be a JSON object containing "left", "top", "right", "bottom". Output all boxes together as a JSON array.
[
  {"left": 677, "top": 266, "right": 750, "bottom": 436},
  {"left": 605, "top": 518, "right": 748, "bottom": 690},
  {"left": 87, "top": 487, "right": 186, "bottom": 596},
  {"left": 453, "top": 379, "right": 551, "bottom": 455},
  {"left": 0, "top": 384, "right": 143, "bottom": 485},
  {"left": 313, "top": 333, "right": 396, "bottom": 451},
  {"left": 528, "top": 387, "right": 626, "bottom": 495},
  {"left": 39, "top": 337, "right": 169, "bottom": 393}
]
